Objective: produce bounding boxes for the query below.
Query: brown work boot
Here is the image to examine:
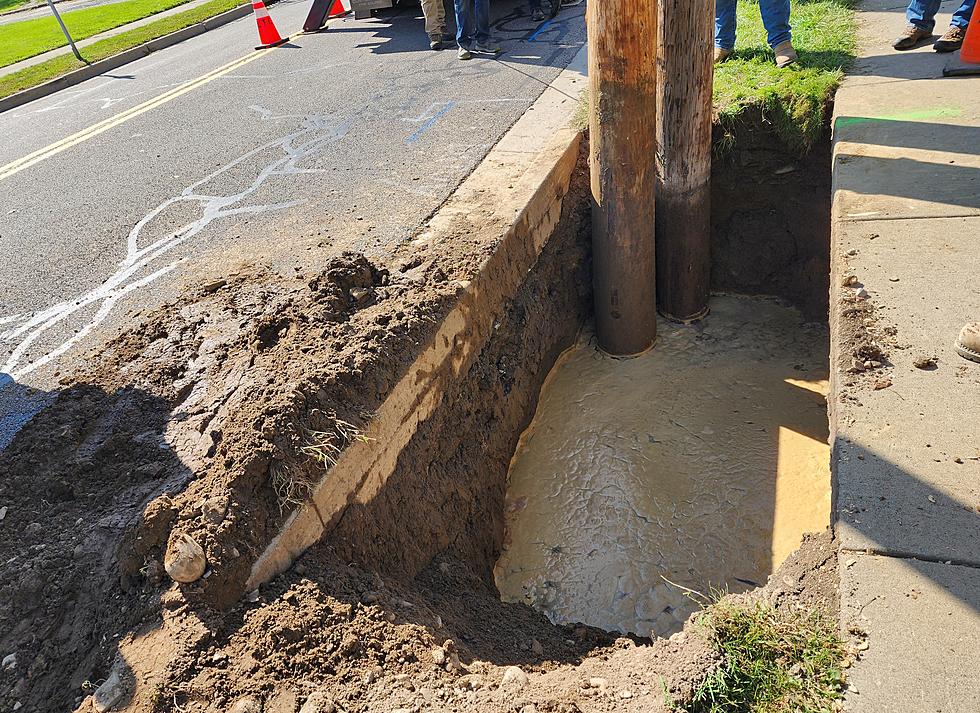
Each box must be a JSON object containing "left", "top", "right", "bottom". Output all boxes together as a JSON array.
[
  {"left": 774, "top": 40, "right": 797, "bottom": 67},
  {"left": 933, "top": 25, "right": 966, "bottom": 52},
  {"left": 714, "top": 47, "right": 732, "bottom": 63},
  {"left": 955, "top": 322, "right": 980, "bottom": 363},
  {"left": 893, "top": 24, "right": 932, "bottom": 50}
]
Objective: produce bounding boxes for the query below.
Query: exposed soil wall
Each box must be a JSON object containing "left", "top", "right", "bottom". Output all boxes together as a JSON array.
[
  {"left": 711, "top": 109, "right": 832, "bottom": 321},
  {"left": 327, "top": 158, "right": 593, "bottom": 582}
]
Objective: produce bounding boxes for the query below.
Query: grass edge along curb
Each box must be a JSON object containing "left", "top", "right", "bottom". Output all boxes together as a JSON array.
[
  {"left": 684, "top": 597, "right": 850, "bottom": 713},
  {"left": 0, "top": 0, "right": 247, "bottom": 103},
  {"left": 713, "top": 0, "right": 858, "bottom": 154}
]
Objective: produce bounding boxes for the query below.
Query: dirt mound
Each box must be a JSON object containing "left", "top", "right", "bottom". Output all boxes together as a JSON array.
[{"left": 0, "top": 249, "right": 461, "bottom": 712}]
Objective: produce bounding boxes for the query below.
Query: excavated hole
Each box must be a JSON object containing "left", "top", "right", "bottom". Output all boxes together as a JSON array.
[{"left": 490, "top": 127, "right": 833, "bottom": 640}]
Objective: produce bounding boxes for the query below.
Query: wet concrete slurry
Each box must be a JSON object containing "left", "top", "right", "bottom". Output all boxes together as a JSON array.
[{"left": 495, "top": 296, "right": 830, "bottom": 638}]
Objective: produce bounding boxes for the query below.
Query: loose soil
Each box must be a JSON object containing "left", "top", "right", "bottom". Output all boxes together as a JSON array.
[{"left": 0, "top": 140, "right": 842, "bottom": 713}]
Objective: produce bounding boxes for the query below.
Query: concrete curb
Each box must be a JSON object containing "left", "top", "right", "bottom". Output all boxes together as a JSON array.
[{"left": 0, "top": 1, "right": 259, "bottom": 114}]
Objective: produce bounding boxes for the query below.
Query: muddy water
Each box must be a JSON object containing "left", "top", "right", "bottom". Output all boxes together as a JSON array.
[{"left": 494, "top": 296, "right": 830, "bottom": 638}]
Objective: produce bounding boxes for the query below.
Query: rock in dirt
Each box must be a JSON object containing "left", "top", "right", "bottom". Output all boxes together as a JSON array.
[
  {"left": 430, "top": 647, "right": 447, "bottom": 666},
  {"left": 92, "top": 661, "right": 131, "bottom": 712},
  {"left": 228, "top": 697, "right": 262, "bottom": 713},
  {"left": 913, "top": 354, "right": 938, "bottom": 370},
  {"left": 501, "top": 666, "right": 528, "bottom": 690},
  {"left": 164, "top": 532, "right": 207, "bottom": 583},
  {"left": 1, "top": 653, "right": 16, "bottom": 670},
  {"left": 298, "top": 691, "right": 336, "bottom": 713}
]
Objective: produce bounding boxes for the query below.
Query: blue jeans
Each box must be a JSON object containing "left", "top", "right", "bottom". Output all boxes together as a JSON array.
[
  {"left": 455, "top": 0, "right": 490, "bottom": 46},
  {"left": 907, "top": 0, "right": 975, "bottom": 30},
  {"left": 715, "top": 0, "right": 792, "bottom": 50}
]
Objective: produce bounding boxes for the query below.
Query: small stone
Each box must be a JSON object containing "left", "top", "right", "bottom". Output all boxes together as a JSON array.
[
  {"left": 164, "top": 532, "right": 207, "bottom": 583},
  {"left": 227, "top": 698, "right": 261, "bottom": 713},
  {"left": 888, "top": 276, "right": 900, "bottom": 282},
  {"left": 521, "top": 706, "right": 538, "bottom": 713},
  {"left": 841, "top": 275, "right": 858, "bottom": 287},
  {"left": 360, "top": 590, "right": 381, "bottom": 604},
  {"left": 247, "top": 589, "right": 260, "bottom": 603},
  {"left": 457, "top": 674, "right": 484, "bottom": 690},
  {"left": 431, "top": 647, "right": 447, "bottom": 666},
  {"left": 201, "top": 496, "right": 228, "bottom": 525},
  {"left": 363, "top": 665, "right": 383, "bottom": 684},
  {"left": 501, "top": 666, "right": 528, "bottom": 690},
  {"left": 530, "top": 639, "right": 544, "bottom": 656},
  {"left": 589, "top": 677, "right": 608, "bottom": 690},
  {"left": 1, "top": 653, "right": 16, "bottom": 671},
  {"left": 0, "top": 506, "right": 7, "bottom": 521},
  {"left": 873, "top": 377, "right": 892, "bottom": 390},
  {"left": 913, "top": 355, "right": 938, "bottom": 370},
  {"left": 855, "top": 288, "right": 869, "bottom": 299},
  {"left": 856, "top": 641, "right": 870, "bottom": 651},
  {"left": 298, "top": 691, "right": 335, "bottom": 713},
  {"left": 846, "top": 249, "right": 858, "bottom": 256},
  {"left": 92, "top": 662, "right": 131, "bottom": 713},
  {"left": 620, "top": 689, "right": 634, "bottom": 699},
  {"left": 928, "top": 495, "right": 937, "bottom": 504}
]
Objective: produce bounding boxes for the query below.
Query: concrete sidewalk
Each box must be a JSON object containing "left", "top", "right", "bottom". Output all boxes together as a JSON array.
[{"left": 830, "top": 1, "right": 980, "bottom": 711}]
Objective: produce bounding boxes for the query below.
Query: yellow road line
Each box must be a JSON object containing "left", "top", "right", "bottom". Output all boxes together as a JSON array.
[{"left": 0, "top": 46, "right": 277, "bottom": 183}]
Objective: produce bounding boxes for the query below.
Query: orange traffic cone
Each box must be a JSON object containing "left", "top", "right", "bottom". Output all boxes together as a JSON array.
[
  {"left": 327, "top": 0, "right": 350, "bottom": 18},
  {"left": 960, "top": 12, "right": 980, "bottom": 64},
  {"left": 252, "top": 0, "right": 287, "bottom": 50}
]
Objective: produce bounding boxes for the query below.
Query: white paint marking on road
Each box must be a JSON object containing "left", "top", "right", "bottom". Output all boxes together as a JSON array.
[
  {"left": 0, "top": 48, "right": 276, "bottom": 183},
  {"left": 1, "top": 112, "right": 352, "bottom": 377}
]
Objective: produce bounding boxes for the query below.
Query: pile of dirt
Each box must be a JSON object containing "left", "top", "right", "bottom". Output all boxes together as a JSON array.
[{"left": 0, "top": 248, "right": 463, "bottom": 711}]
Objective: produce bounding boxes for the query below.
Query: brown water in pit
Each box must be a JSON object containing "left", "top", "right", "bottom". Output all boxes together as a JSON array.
[{"left": 494, "top": 295, "right": 830, "bottom": 638}]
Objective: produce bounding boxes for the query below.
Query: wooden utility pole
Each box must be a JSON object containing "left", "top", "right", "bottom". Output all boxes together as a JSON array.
[
  {"left": 655, "top": 0, "right": 715, "bottom": 322},
  {"left": 588, "top": 0, "right": 659, "bottom": 357}
]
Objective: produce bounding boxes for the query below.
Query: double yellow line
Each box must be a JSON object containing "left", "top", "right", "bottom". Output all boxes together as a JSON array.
[{"left": 0, "top": 47, "right": 275, "bottom": 183}]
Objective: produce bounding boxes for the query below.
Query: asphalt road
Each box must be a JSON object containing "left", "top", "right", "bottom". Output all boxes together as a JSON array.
[{"left": 0, "top": 0, "right": 587, "bottom": 447}]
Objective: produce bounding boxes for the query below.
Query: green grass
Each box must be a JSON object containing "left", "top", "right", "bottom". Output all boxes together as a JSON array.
[
  {"left": 0, "top": 0, "right": 34, "bottom": 13},
  {"left": 0, "top": 0, "right": 241, "bottom": 99},
  {"left": 687, "top": 599, "right": 848, "bottom": 713},
  {"left": 0, "top": 0, "right": 195, "bottom": 67},
  {"left": 714, "top": 0, "right": 858, "bottom": 153}
]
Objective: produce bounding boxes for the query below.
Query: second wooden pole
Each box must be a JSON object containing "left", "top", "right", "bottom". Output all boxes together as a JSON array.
[{"left": 655, "top": 0, "right": 715, "bottom": 322}]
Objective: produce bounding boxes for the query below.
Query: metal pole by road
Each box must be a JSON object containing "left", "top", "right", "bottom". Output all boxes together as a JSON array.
[
  {"left": 45, "top": 0, "right": 84, "bottom": 62},
  {"left": 588, "top": 0, "right": 659, "bottom": 357}
]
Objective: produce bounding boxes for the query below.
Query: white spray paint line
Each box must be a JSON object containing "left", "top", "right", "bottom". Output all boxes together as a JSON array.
[{"left": 0, "top": 111, "right": 352, "bottom": 378}]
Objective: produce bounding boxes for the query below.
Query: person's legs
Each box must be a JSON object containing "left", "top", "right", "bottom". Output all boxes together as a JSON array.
[
  {"left": 454, "top": 0, "right": 471, "bottom": 46},
  {"left": 906, "top": 0, "right": 943, "bottom": 31},
  {"left": 421, "top": 0, "right": 446, "bottom": 43},
  {"left": 715, "top": 0, "right": 737, "bottom": 50},
  {"left": 950, "top": 0, "right": 975, "bottom": 29},
  {"left": 473, "top": 0, "right": 491, "bottom": 45},
  {"left": 758, "top": 0, "right": 791, "bottom": 48}
]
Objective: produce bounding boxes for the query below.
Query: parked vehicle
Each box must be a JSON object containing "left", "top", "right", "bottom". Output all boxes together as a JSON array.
[{"left": 350, "top": 0, "right": 408, "bottom": 19}]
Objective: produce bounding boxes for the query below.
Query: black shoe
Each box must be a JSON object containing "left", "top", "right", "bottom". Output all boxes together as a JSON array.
[
  {"left": 429, "top": 38, "right": 443, "bottom": 50},
  {"left": 531, "top": 8, "right": 545, "bottom": 21},
  {"left": 934, "top": 25, "right": 966, "bottom": 52}
]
